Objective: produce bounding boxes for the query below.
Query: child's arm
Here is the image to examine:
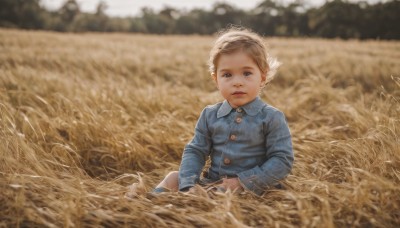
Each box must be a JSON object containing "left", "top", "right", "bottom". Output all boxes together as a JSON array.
[
  {"left": 237, "top": 110, "right": 294, "bottom": 196},
  {"left": 178, "top": 108, "right": 212, "bottom": 191}
]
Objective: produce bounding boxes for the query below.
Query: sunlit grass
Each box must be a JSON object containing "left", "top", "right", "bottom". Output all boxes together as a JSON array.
[{"left": 0, "top": 29, "right": 399, "bottom": 227}]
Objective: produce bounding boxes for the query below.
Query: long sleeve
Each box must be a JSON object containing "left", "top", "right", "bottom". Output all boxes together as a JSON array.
[
  {"left": 237, "top": 110, "right": 294, "bottom": 196},
  {"left": 178, "top": 108, "right": 212, "bottom": 190}
]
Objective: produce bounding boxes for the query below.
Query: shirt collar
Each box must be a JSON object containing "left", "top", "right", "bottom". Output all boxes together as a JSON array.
[{"left": 217, "top": 97, "right": 265, "bottom": 118}]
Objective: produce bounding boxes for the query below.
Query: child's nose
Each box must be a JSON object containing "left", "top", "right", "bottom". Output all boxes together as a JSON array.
[{"left": 233, "top": 76, "right": 243, "bottom": 86}]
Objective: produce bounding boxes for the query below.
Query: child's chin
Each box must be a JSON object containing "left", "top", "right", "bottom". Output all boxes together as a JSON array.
[{"left": 230, "top": 102, "right": 245, "bottom": 108}]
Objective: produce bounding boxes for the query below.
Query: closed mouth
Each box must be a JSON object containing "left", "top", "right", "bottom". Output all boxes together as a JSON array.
[{"left": 232, "top": 91, "right": 246, "bottom": 95}]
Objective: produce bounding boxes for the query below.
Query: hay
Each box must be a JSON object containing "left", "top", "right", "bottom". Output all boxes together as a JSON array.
[{"left": 0, "top": 29, "right": 399, "bottom": 227}]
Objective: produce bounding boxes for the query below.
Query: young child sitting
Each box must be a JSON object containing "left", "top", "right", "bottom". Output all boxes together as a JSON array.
[{"left": 128, "top": 27, "right": 294, "bottom": 197}]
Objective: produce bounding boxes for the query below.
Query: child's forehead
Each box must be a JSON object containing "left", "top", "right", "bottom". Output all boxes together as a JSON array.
[
  {"left": 216, "top": 51, "right": 259, "bottom": 69},
  {"left": 218, "top": 50, "right": 256, "bottom": 62},
  {"left": 219, "top": 50, "right": 251, "bottom": 59}
]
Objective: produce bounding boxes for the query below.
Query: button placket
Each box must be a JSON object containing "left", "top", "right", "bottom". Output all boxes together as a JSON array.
[
  {"left": 220, "top": 109, "right": 240, "bottom": 173},
  {"left": 236, "top": 108, "right": 243, "bottom": 124}
]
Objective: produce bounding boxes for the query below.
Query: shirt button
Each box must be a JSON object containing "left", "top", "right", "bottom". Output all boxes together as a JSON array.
[
  {"left": 230, "top": 134, "right": 236, "bottom": 141},
  {"left": 223, "top": 158, "right": 231, "bottom": 165},
  {"left": 236, "top": 117, "right": 242, "bottom": 123},
  {"left": 236, "top": 108, "right": 243, "bottom": 113}
]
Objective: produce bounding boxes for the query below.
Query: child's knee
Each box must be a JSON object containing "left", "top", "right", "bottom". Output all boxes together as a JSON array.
[
  {"left": 166, "top": 171, "right": 179, "bottom": 180},
  {"left": 159, "top": 171, "right": 179, "bottom": 190}
]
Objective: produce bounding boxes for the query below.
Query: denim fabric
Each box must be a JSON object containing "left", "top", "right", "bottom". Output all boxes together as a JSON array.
[{"left": 178, "top": 96, "right": 294, "bottom": 196}]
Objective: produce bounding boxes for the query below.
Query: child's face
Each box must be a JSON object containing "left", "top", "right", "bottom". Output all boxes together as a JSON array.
[{"left": 213, "top": 51, "right": 266, "bottom": 108}]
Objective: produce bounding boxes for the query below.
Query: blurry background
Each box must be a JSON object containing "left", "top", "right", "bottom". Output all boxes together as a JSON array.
[
  {"left": 40, "top": 0, "right": 384, "bottom": 17},
  {"left": 1, "top": 0, "right": 399, "bottom": 39}
]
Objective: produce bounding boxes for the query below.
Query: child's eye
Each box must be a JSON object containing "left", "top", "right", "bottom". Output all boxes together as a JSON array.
[
  {"left": 222, "top": 73, "right": 232, "bottom": 78},
  {"left": 243, "top": 71, "right": 252, "bottom": 76}
]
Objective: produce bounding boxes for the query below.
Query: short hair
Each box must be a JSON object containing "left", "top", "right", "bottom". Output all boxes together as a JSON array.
[{"left": 208, "top": 27, "right": 280, "bottom": 84}]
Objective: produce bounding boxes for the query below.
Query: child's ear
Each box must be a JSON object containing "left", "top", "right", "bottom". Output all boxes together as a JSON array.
[
  {"left": 261, "top": 72, "right": 267, "bottom": 85},
  {"left": 212, "top": 73, "right": 218, "bottom": 87}
]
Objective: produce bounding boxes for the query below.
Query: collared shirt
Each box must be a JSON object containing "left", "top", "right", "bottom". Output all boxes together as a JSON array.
[{"left": 178, "top": 96, "right": 294, "bottom": 196}]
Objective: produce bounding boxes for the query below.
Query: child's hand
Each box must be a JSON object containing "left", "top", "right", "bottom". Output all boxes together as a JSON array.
[
  {"left": 187, "top": 187, "right": 197, "bottom": 194},
  {"left": 221, "top": 177, "right": 244, "bottom": 193},
  {"left": 184, "top": 186, "right": 209, "bottom": 197}
]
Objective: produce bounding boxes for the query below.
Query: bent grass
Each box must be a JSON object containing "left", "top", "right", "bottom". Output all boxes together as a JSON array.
[{"left": 0, "top": 29, "right": 399, "bottom": 227}]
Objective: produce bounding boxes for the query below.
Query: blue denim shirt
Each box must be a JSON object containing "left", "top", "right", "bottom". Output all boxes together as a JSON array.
[{"left": 178, "top": 97, "right": 294, "bottom": 196}]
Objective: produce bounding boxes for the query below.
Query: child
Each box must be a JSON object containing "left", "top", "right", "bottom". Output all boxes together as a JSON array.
[{"left": 128, "top": 27, "right": 293, "bottom": 197}]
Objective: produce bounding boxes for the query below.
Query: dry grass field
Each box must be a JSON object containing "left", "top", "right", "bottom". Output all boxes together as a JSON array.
[{"left": 0, "top": 28, "right": 399, "bottom": 227}]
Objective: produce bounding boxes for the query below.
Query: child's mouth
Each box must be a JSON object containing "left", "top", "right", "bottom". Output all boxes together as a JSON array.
[{"left": 232, "top": 91, "right": 246, "bottom": 95}]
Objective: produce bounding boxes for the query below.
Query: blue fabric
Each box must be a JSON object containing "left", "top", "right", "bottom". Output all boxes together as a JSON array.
[
  {"left": 178, "top": 97, "right": 294, "bottom": 196},
  {"left": 153, "top": 187, "right": 170, "bottom": 193}
]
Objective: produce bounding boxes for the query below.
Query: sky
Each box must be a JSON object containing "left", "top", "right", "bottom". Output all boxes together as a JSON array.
[{"left": 40, "top": 0, "right": 386, "bottom": 17}]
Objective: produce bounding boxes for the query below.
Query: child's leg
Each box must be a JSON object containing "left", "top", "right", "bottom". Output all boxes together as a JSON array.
[
  {"left": 154, "top": 171, "right": 179, "bottom": 192},
  {"left": 125, "top": 171, "right": 179, "bottom": 198}
]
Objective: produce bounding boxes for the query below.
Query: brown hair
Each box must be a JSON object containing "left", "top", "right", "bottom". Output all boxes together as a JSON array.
[{"left": 208, "top": 27, "right": 280, "bottom": 84}]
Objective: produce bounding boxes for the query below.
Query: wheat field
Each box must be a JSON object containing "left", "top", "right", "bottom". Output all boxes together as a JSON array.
[{"left": 0, "top": 28, "right": 399, "bottom": 227}]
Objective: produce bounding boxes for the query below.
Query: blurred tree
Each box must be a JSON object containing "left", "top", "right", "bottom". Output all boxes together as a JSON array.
[
  {"left": 308, "top": 0, "right": 363, "bottom": 39},
  {"left": 0, "top": 0, "right": 398, "bottom": 39},
  {"left": 59, "top": 0, "right": 80, "bottom": 23},
  {"left": 93, "top": 1, "right": 109, "bottom": 31},
  {"left": 211, "top": 3, "right": 249, "bottom": 31},
  {"left": 175, "top": 14, "right": 198, "bottom": 34},
  {"left": 140, "top": 7, "right": 176, "bottom": 34},
  {"left": 280, "top": 0, "right": 309, "bottom": 36},
  {"left": 250, "top": 0, "right": 280, "bottom": 36},
  {"left": 96, "top": 0, "right": 107, "bottom": 16},
  {"left": 159, "top": 7, "right": 180, "bottom": 20},
  {"left": 0, "top": 0, "right": 45, "bottom": 29},
  {"left": 175, "top": 9, "right": 212, "bottom": 34},
  {"left": 363, "top": 0, "right": 400, "bottom": 39},
  {"left": 130, "top": 17, "right": 148, "bottom": 33}
]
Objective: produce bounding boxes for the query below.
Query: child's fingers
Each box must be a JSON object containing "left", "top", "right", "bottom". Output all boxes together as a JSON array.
[
  {"left": 207, "top": 185, "right": 226, "bottom": 192},
  {"left": 222, "top": 178, "right": 244, "bottom": 192}
]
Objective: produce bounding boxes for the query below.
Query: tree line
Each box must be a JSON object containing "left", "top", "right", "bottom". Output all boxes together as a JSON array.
[{"left": 1, "top": 0, "right": 399, "bottom": 39}]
